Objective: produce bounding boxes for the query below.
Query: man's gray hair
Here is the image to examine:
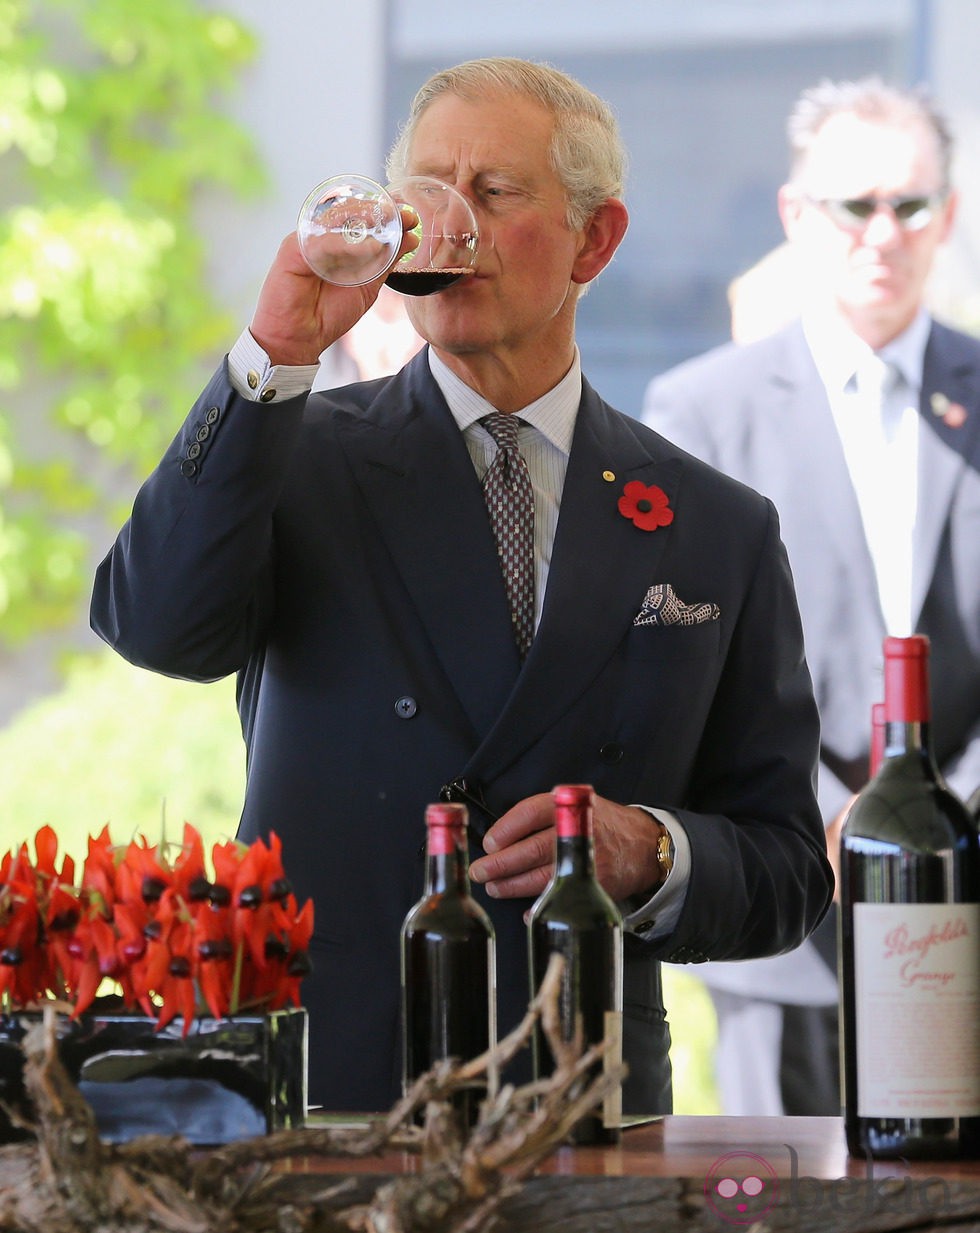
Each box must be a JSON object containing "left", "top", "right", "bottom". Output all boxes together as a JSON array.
[
  {"left": 386, "top": 56, "right": 626, "bottom": 230},
  {"left": 786, "top": 76, "right": 954, "bottom": 190}
]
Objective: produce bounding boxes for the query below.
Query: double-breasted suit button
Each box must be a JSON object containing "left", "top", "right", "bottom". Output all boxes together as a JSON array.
[
  {"left": 599, "top": 741, "right": 625, "bottom": 764},
  {"left": 394, "top": 696, "right": 417, "bottom": 719}
]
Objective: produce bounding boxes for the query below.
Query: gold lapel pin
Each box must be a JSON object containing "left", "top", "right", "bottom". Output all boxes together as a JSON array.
[{"left": 602, "top": 470, "right": 616, "bottom": 482}]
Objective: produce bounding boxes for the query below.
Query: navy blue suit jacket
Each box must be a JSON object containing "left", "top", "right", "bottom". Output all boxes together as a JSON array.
[{"left": 91, "top": 349, "right": 832, "bottom": 1112}]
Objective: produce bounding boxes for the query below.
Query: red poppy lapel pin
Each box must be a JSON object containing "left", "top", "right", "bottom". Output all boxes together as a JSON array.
[
  {"left": 930, "top": 392, "right": 968, "bottom": 429},
  {"left": 618, "top": 480, "right": 674, "bottom": 531}
]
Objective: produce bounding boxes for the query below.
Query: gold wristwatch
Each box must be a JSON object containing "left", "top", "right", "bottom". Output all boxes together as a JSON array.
[{"left": 656, "top": 826, "right": 675, "bottom": 884}]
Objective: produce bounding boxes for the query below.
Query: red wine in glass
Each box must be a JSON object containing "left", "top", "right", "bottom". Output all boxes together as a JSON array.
[{"left": 385, "top": 267, "right": 476, "bottom": 296}]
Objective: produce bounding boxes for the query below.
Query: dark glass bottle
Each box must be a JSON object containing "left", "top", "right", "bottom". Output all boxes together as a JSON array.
[
  {"left": 840, "top": 635, "right": 980, "bottom": 1159},
  {"left": 528, "top": 783, "right": 623, "bottom": 1144},
  {"left": 400, "top": 802, "right": 496, "bottom": 1126}
]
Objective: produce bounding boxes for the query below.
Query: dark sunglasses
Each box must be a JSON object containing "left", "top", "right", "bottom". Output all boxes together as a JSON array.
[{"left": 805, "top": 193, "right": 944, "bottom": 233}]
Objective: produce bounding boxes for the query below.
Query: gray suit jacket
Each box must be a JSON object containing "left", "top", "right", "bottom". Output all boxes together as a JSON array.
[{"left": 643, "top": 318, "right": 980, "bottom": 1002}]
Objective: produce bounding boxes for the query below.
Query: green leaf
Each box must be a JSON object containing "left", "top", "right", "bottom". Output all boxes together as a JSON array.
[{"left": 0, "top": 0, "right": 261, "bottom": 644}]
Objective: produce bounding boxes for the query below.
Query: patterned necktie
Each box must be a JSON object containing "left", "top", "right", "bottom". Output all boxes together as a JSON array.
[{"left": 481, "top": 413, "right": 535, "bottom": 658}]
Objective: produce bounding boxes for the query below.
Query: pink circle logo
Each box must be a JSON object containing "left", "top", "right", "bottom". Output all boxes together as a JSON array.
[{"left": 705, "top": 1151, "right": 780, "bottom": 1224}]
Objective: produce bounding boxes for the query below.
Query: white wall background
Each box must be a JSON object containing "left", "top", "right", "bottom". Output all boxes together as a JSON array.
[{"left": 199, "top": 0, "right": 390, "bottom": 322}]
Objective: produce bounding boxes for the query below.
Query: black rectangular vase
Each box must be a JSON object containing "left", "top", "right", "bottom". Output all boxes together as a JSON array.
[{"left": 0, "top": 1004, "right": 307, "bottom": 1145}]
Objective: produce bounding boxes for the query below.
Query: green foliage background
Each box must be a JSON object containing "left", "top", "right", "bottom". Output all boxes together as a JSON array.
[
  {"left": 0, "top": 0, "right": 721, "bottom": 1113},
  {"left": 0, "top": 0, "right": 262, "bottom": 641},
  {"left": 0, "top": 651, "right": 245, "bottom": 856}
]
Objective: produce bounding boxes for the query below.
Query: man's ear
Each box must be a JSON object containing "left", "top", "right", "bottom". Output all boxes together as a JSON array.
[
  {"left": 777, "top": 183, "right": 804, "bottom": 241},
  {"left": 937, "top": 187, "right": 959, "bottom": 244},
  {"left": 571, "top": 197, "right": 630, "bottom": 285}
]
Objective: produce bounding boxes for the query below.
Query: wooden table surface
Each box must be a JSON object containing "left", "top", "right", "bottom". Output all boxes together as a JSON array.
[
  {"left": 589, "top": 1115, "right": 980, "bottom": 1180},
  {"left": 285, "top": 1115, "right": 980, "bottom": 1230},
  {"left": 297, "top": 1113, "right": 980, "bottom": 1181}
]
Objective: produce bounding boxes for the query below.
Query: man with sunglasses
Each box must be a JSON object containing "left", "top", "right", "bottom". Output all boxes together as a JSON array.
[{"left": 643, "top": 76, "right": 980, "bottom": 1116}]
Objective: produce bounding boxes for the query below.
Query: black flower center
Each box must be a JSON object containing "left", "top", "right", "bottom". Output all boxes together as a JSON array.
[{"left": 636, "top": 499, "right": 653, "bottom": 514}]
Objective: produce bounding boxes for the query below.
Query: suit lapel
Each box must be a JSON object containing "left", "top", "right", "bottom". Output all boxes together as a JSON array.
[
  {"left": 466, "top": 381, "right": 682, "bottom": 781},
  {"left": 334, "top": 353, "right": 522, "bottom": 741},
  {"left": 913, "top": 323, "right": 980, "bottom": 624}
]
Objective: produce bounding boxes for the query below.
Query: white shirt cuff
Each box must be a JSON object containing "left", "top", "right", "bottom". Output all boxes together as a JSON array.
[
  {"left": 621, "top": 807, "right": 690, "bottom": 940},
  {"left": 228, "top": 330, "right": 321, "bottom": 403}
]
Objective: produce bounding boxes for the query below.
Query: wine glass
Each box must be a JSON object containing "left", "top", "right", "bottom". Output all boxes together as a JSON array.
[
  {"left": 383, "top": 176, "right": 481, "bottom": 296},
  {"left": 297, "top": 174, "right": 483, "bottom": 295}
]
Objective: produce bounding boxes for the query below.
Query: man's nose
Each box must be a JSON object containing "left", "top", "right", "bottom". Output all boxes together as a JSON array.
[{"left": 861, "top": 205, "right": 905, "bottom": 245}]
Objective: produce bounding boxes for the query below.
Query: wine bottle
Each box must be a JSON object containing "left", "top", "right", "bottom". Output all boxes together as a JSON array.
[
  {"left": 400, "top": 802, "right": 496, "bottom": 1126},
  {"left": 528, "top": 783, "right": 623, "bottom": 1144},
  {"left": 840, "top": 635, "right": 980, "bottom": 1159}
]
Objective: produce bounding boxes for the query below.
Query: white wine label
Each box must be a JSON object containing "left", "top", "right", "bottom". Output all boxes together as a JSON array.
[
  {"left": 602, "top": 1009, "right": 623, "bottom": 1128},
  {"left": 854, "top": 902, "right": 980, "bottom": 1118}
]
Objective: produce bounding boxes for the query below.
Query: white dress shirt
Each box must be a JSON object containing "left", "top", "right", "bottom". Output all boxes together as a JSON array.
[
  {"left": 227, "top": 329, "right": 689, "bottom": 936},
  {"left": 803, "top": 309, "right": 928, "bottom": 636}
]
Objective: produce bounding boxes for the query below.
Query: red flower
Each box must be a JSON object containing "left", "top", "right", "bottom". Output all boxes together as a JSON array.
[
  {"left": 65, "top": 911, "right": 120, "bottom": 1017},
  {"left": 194, "top": 899, "right": 234, "bottom": 1021},
  {"left": 0, "top": 823, "right": 314, "bottom": 1030},
  {"left": 150, "top": 898, "right": 197, "bottom": 1033},
  {"left": 0, "top": 828, "right": 79, "bottom": 1006},
  {"left": 618, "top": 480, "right": 674, "bottom": 531},
  {"left": 0, "top": 848, "right": 44, "bottom": 1006}
]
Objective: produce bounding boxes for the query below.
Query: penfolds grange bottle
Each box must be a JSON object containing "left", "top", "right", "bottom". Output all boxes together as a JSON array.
[
  {"left": 400, "top": 802, "right": 496, "bottom": 1126},
  {"left": 528, "top": 784, "right": 623, "bottom": 1144},
  {"left": 840, "top": 635, "right": 980, "bottom": 1158}
]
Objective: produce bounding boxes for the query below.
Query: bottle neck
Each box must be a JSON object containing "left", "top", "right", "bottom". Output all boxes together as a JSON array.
[
  {"left": 424, "top": 828, "right": 470, "bottom": 896},
  {"left": 552, "top": 795, "right": 596, "bottom": 878},
  {"left": 881, "top": 636, "right": 935, "bottom": 766},
  {"left": 883, "top": 719, "right": 934, "bottom": 761},
  {"left": 554, "top": 833, "right": 596, "bottom": 879}
]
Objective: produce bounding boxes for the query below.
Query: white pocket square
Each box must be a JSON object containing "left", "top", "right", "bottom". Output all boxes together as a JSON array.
[{"left": 634, "top": 583, "right": 720, "bottom": 627}]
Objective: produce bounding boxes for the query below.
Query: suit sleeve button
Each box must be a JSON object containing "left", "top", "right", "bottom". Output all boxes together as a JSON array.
[
  {"left": 180, "top": 458, "right": 198, "bottom": 477},
  {"left": 394, "top": 696, "right": 417, "bottom": 719},
  {"left": 599, "top": 742, "right": 625, "bottom": 764}
]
